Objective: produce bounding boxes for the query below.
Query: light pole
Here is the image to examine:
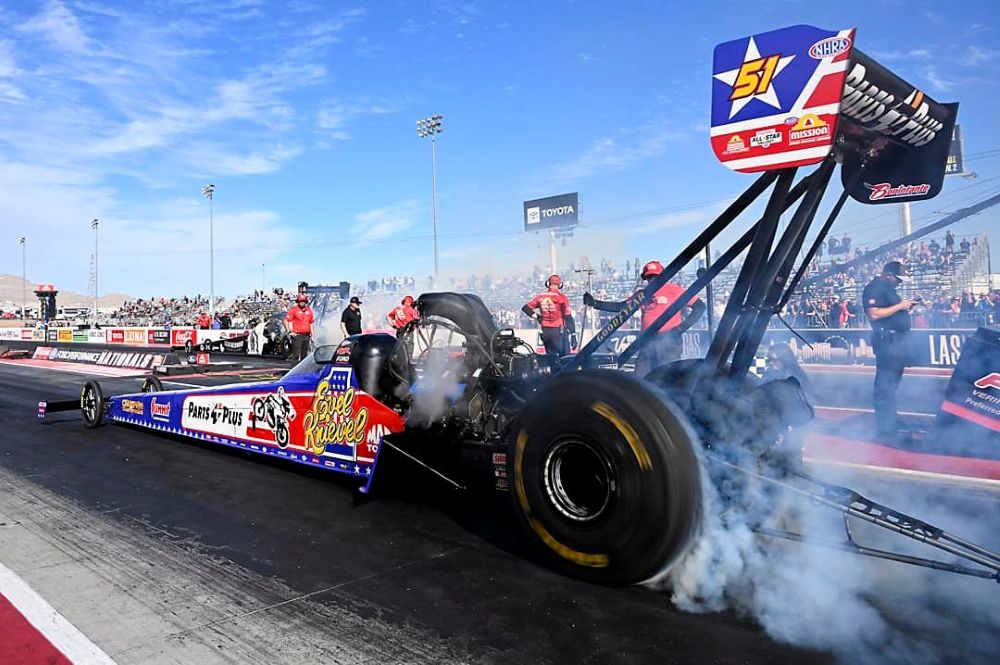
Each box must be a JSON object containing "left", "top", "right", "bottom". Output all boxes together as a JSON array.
[
  {"left": 91, "top": 218, "right": 99, "bottom": 326},
  {"left": 202, "top": 184, "right": 215, "bottom": 315},
  {"left": 19, "top": 237, "right": 26, "bottom": 321},
  {"left": 416, "top": 114, "right": 443, "bottom": 288}
]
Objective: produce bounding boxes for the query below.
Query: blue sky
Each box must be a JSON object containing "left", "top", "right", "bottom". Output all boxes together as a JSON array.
[{"left": 1, "top": 0, "right": 997, "bottom": 299}]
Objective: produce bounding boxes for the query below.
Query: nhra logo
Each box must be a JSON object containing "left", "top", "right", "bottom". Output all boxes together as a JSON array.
[
  {"left": 865, "top": 182, "right": 932, "bottom": 201},
  {"left": 750, "top": 128, "right": 782, "bottom": 148},
  {"left": 974, "top": 372, "right": 1000, "bottom": 390},
  {"left": 809, "top": 36, "right": 852, "bottom": 59},
  {"left": 150, "top": 398, "right": 171, "bottom": 421}
]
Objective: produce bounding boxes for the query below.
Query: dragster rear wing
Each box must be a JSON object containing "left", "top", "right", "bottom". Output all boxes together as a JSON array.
[
  {"left": 568, "top": 23, "right": 959, "bottom": 375},
  {"left": 710, "top": 24, "right": 958, "bottom": 205}
]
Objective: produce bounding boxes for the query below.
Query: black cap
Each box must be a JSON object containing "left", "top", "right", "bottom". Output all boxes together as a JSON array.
[
  {"left": 883, "top": 261, "right": 908, "bottom": 280},
  {"left": 350, "top": 296, "right": 362, "bottom": 304}
]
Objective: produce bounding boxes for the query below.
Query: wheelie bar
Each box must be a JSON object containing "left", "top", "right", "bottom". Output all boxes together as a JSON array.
[{"left": 709, "top": 455, "right": 1000, "bottom": 582}]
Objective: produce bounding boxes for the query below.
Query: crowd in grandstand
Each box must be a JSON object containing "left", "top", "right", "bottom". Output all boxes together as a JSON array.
[{"left": 23, "top": 231, "right": 991, "bottom": 332}]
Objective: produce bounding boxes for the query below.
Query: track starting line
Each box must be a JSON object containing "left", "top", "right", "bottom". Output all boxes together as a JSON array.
[{"left": 0, "top": 562, "right": 115, "bottom": 664}]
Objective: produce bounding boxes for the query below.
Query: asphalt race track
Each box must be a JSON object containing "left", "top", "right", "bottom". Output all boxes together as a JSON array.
[{"left": 0, "top": 359, "right": 844, "bottom": 664}]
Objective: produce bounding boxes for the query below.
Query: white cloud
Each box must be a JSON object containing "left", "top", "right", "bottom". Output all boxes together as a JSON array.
[
  {"left": 16, "top": 0, "right": 92, "bottom": 54},
  {"left": 351, "top": 200, "right": 422, "bottom": 245},
  {"left": 314, "top": 98, "right": 401, "bottom": 140},
  {"left": 921, "top": 67, "right": 954, "bottom": 92},
  {"left": 545, "top": 125, "right": 690, "bottom": 184},
  {"left": 962, "top": 45, "right": 999, "bottom": 66}
]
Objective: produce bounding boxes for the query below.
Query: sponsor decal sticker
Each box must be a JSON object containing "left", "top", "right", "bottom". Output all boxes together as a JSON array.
[
  {"left": 750, "top": 128, "right": 782, "bottom": 148},
  {"left": 121, "top": 399, "right": 144, "bottom": 415},
  {"left": 974, "top": 373, "right": 1000, "bottom": 391},
  {"left": 866, "top": 182, "right": 932, "bottom": 201},
  {"left": 150, "top": 398, "right": 171, "bottom": 421},
  {"left": 788, "top": 114, "right": 830, "bottom": 145},
  {"left": 303, "top": 380, "right": 369, "bottom": 455},
  {"left": 808, "top": 35, "right": 852, "bottom": 59},
  {"left": 124, "top": 328, "right": 146, "bottom": 345},
  {"left": 108, "top": 329, "right": 125, "bottom": 344},
  {"left": 723, "top": 134, "right": 748, "bottom": 154},
  {"left": 57, "top": 329, "right": 73, "bottom": 342},
  {"left": 186, "top": 401, "right": 245, "bottom": 427}
]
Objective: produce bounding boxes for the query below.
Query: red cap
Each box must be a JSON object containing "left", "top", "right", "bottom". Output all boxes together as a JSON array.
[
  {"left": 641, "top": 260, "right": 664, "bottom": 279},
  {"left": 402, "top": 295, "right": 415, "bottom": 306},
  {"left": 546, "top": 274, "right": 562, "bottom": 288},
  {"left": 296, "top": 294, "right": 308, "bottom": 302}
]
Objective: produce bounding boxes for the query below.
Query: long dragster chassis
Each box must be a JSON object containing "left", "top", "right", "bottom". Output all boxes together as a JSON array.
[{"left": 40, "top": 23, "right": 999, "bottom": 585}]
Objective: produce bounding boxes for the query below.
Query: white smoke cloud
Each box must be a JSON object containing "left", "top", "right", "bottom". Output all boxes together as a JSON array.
[{"left": 659, "top": 439, "right": 1000, "bottom": 664}]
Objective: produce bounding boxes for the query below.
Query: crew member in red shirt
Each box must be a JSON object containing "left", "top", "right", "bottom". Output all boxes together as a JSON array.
[
  {"left": 387, "top": 295, "right": 419, "bottom": 331},
  {"left": 522, "top": 274, "right": 575, "bottom": 358},
  {"left": 196, "top": 311, "right": 212, "bottom": 329},
  {"left": 584, "top": 260, "right": 705, "bottom": 376},
  {"left": 284, "top": 294, "right": 316, "bottom": 362}
]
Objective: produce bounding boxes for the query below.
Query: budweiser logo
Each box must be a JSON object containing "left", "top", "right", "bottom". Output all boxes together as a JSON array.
[{"left": 866, "top": 182, "right": 931, "bottom": 201}]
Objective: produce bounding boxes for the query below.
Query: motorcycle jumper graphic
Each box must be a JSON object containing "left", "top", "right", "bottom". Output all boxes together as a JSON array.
[{"left": 250, "top": 386, "right": 297, "bottom": 448}]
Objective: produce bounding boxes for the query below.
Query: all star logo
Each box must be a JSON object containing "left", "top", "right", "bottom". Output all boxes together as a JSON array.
[{"left": 750, "top": 128, "right": 782, "bottom": 148}]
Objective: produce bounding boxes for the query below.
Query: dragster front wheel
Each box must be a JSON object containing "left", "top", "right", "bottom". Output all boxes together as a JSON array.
[
  {"left": 509, "top": 369, "right": 702, "bottom": 585},
  {"left": 81, "top": 380, "right": 105, "bottom": 429},
  {"left": 141, "top": 376, "right": 164, "bottom": 393}
]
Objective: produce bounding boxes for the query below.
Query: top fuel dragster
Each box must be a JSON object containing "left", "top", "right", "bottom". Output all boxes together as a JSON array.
[{"left": 42, "top": 24, "right": 999, "bottom": 585}]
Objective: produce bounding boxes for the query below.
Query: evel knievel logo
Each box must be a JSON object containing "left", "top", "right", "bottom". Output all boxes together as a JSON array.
[{"left": 865, "top": 182, "right": 931, "bottom": 201}]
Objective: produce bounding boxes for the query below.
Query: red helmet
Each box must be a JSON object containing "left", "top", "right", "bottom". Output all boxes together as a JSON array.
[
  {"left": 546, "top": 274, "right": 562, "bottom": 288},
  {"left": 296, "top": 294, "right": 308, "bottom": 303},
  {"left": 641, "top": 260, "right": 664, "bottom": 280},
  {"left": 402, "top": 295, "right": 415, "bottom": 306}
]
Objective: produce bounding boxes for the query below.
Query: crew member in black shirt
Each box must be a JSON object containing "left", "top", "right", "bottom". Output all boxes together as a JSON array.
[
  {"left": 340, "top": 296, "right": 363, "bottom": 337},
  {"left": 862, "top": 261, "right": 915, "bottom": 441}
]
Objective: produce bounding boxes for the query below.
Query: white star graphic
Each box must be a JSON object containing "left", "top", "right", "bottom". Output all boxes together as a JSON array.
[{"left": 714, "top": 37, "right": 795, "bottom": 119}]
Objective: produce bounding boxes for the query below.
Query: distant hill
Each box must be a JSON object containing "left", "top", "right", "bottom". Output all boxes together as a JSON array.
[{"left": 0, "top": 274, "right": 130, "bottom": 309}]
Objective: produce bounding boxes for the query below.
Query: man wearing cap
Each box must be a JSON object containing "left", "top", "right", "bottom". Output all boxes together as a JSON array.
[
  {"left": 862, "top": 261, "right": 916, "bottom": 441},
  {"left": 387, "top": 295, "right": 419, "bottom": 331},
  {"left": 340, "top": 296, "right": 363, "bottom": 338},
  {"left": 284, "top": 294, "right": 316, "bottom": 362},
  {"left": 584, "top": 260, "right": 706, "bottom": 376},
  {"left": 522, "top": 275, "right": 575, "bottom": 358}
]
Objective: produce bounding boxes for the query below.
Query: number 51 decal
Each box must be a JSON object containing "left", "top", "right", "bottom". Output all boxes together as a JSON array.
[{"left": 729, "top": 55, "right": 781, "bottom": 101}]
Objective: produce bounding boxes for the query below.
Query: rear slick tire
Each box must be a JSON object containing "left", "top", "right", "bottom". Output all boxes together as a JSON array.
[{"left": 509, "top": 369, "right": 702, "bottom": 585}]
